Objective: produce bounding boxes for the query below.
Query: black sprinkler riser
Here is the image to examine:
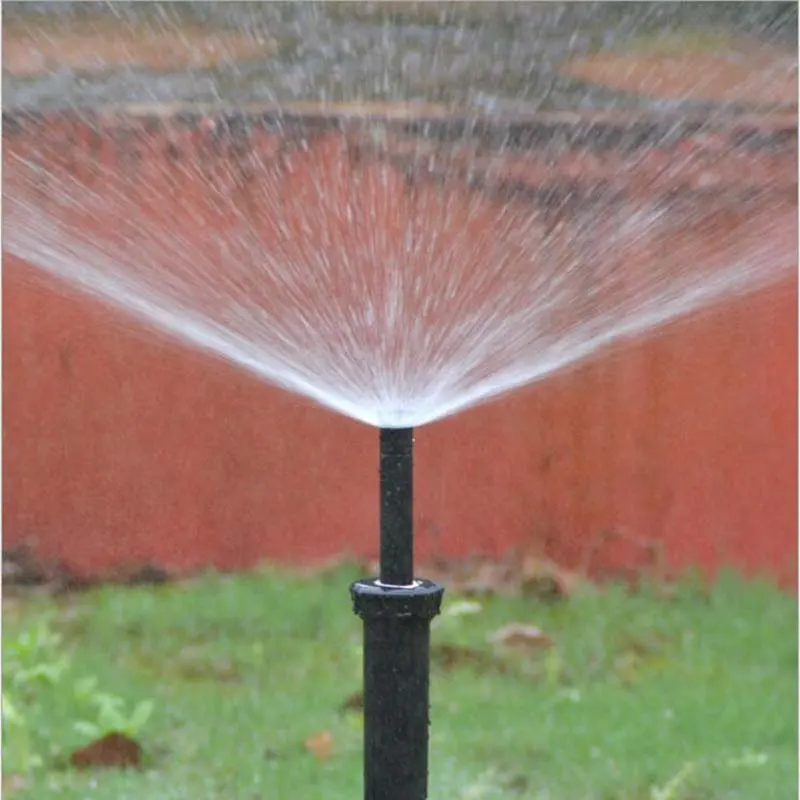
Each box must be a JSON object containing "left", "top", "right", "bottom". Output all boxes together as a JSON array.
[
  {"left": 379, "top": 427, "right": 414, "bottom": 586},
  {"left": 351, "top": 427, "right": 444, "bottom": 800}
]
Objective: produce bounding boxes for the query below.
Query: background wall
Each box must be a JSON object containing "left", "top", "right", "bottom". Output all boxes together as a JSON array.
[{"left": 4, "top": 254, "right": 797, "bottom": 587}]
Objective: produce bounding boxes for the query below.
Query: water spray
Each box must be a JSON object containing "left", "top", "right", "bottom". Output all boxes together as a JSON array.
[
  {"left": 351, "top": 428, "right": 444, "bottom": 800},
  {"left": 3, "top": 7, "right": 796, "bottom": 797}
]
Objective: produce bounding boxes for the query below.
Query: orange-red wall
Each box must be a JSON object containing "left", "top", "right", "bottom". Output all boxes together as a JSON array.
[{"left": 4, "top": 253, "right": 797, "bottom": 587}]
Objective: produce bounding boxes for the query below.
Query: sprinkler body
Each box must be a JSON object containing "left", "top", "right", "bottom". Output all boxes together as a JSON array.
[{"left": 351, "top": 427, "right": 444, "bottom": 800}]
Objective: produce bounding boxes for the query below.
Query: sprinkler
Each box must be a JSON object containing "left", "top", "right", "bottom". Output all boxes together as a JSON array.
[{"left": 351, "top": 427, "right": 445, "bottom": 800}]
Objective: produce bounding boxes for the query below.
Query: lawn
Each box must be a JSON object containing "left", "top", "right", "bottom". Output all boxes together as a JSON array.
[{"left": 3, "top": 562, "right": 797, "bottom": 799}]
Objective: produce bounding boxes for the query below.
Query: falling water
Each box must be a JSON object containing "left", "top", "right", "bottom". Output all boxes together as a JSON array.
[{"left": 3, "top": 2, "right": 797, "bottom": 428}]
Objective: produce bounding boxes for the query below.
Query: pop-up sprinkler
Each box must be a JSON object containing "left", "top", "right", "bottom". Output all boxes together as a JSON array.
[{"left": 351, "top": 427, "right": 445, "bottom": 800}]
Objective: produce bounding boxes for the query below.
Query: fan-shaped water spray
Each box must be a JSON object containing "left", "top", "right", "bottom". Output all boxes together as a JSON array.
[
  {"left": 3, "top": 2, "right": 797, "bottom": 430},
  {"left": 4, "top": 107, "right": 796, "bottom": 428}
]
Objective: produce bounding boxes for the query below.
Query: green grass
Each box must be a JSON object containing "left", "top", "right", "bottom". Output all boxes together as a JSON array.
[{"left": 3, "top": 563, "right": 797, "bottom": 799}]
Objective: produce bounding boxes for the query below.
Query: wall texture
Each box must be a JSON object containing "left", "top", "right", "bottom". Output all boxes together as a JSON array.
[{"left": 4, "top": 254, "right": 797, "bottom": 586}]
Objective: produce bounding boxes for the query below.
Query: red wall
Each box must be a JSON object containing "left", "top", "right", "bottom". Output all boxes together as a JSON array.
[
  {"left": 4, "top": 255, "right": 796, "bottom": 586},
  {"left": 3, "top": 114, "right": 797, "bottom": 588}
]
